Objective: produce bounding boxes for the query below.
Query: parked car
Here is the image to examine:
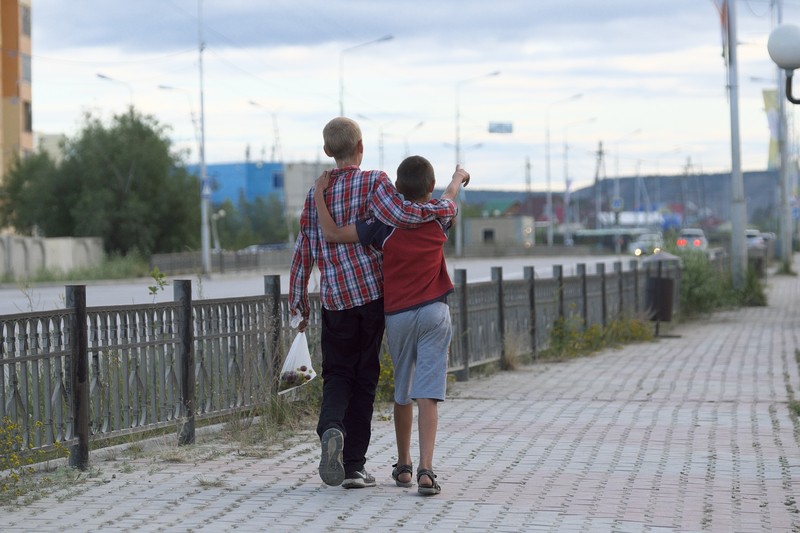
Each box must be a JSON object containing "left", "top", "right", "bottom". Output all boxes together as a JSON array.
[
  {"left": 676, "top": 228, "right": 708, "bottom": 251},
  {"left": 628, "top": 232, "right": 664, "bottom": 257},
  {"left": 745, "top": 229, "right": 765, "bottom": 250}
]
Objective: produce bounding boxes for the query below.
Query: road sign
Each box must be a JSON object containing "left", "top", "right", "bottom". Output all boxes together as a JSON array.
[{"left": 611, "top": 197, "right": 624, "bottom": 212}]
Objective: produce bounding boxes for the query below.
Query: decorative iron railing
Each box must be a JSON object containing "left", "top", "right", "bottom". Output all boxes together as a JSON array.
[{"left": 0, "top": 260, "right": 679, "bottom": 468}]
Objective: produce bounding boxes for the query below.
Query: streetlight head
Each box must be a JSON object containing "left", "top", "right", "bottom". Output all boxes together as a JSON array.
[
  {"left": 378, "top": 35, "right": 394, "bottom": 43},
  {"left": 768, "top": 24, "right": 800, "bottom": 71},
  {"left": 97, "top": 73, "right": 110, "bottom": 80}
]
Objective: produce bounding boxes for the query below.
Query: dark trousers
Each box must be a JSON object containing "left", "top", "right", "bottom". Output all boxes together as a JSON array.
[{"left": 316, "top": 298, "right": 385, "bottom": 475}]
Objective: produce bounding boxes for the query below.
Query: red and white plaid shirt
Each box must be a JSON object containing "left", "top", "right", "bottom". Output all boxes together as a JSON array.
[{"left": 289, "top": 165, "right": 456, "bottom": 319}]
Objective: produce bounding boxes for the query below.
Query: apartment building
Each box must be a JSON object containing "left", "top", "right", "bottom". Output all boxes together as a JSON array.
[{"left": 1, "top": 0, "right": 32, "bottom": 181}]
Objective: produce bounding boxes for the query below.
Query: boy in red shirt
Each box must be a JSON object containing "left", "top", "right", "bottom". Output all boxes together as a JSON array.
[
  {"left": 315, "top": 156, "right": 469, "bottom": 495},
  {"left": 290, "top": 118, "right": 457, "bottom": 489}
]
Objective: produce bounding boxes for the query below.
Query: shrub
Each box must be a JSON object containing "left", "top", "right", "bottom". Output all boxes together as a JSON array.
[
  {"left": 676, "top": 250, "right": 767, "bottom": 317},
  {"left": 541, "top": 315, "right": 654, "bottom": 360},
  {"left": 0, "top": 417, "right": 69, "bottom": 500}
]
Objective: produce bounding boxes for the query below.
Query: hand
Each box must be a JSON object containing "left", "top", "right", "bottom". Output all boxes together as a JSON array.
[
  {"left": 297, "top": 318, "right": 308, "bottom": 332},
  {"left": 453, "top": 165, "right": 470, "bottom": 187},
  {"left": 315, "top": 170, "right": 332, "bottom": 192}
]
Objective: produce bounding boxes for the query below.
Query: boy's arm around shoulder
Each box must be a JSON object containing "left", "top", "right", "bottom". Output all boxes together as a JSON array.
[
  {"left": 371, "top": 172, "right": 456, "bottom": 228},
  {"left": 314, "top": 170, "right": 359, "bottom": 243}
]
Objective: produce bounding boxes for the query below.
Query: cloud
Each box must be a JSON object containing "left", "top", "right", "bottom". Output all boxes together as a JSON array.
[{"left": 30, "top": 0, "right": 799, "bottom": 192}]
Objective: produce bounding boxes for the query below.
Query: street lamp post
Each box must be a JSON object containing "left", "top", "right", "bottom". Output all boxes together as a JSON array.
[
  {"left": 249, "top": 100, "right": 283, "bottom": 162},
  {"left": 455, "top": 71, "right": 500, "bottom": 257},
  {"left": 545, "top": 93, "right": 582, "bottom": 247},
  {"left": 339, "top": 35, "right": 393, "bottom": 116},
  {"left": 158, "top": 84, "right": 200, "bottom": 156},
  {"left": 563, "top": 117, "right": 596, "bottom": 245},
  {"left": 356, "top": 113, "right": 393, "bottom": 170},
  {"left": 210, "top": 209, "right": 226, "bottom": 252},
  {"left": 403, "top": 121, "right": 424, "bottom": 157},
  {"left": 97, "top": 73, "right": 134, "bottom": 109},
  {"left": 197, "top": 0, "right": 211, "bottom": 276},
  {"left": 767, "top": 20, "right": 800, "bottom": 272},
  {"left": 612, "top": 128, "right": 643, "bottom": 253}
]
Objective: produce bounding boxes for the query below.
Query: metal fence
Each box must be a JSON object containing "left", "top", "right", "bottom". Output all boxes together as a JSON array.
[{"left": 0, "top": 260, "right": 679, "bottom": 468}]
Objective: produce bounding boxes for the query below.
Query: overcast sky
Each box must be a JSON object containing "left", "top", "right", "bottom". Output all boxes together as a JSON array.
[{"left": 31, "top": 0, "right": 800, "bottom": 192}]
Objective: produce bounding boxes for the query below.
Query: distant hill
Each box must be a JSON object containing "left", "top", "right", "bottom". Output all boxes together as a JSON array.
[{"left": 437, "top": 170, "right": 781, "bottom": 228}]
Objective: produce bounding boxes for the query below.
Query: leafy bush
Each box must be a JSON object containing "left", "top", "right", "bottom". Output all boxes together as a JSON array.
[
  {"left": 676, "top": 250, "right": 766, "bottom": 317},
  {"left": 677, "top": 250, "right": 736, "bottom": 316}
]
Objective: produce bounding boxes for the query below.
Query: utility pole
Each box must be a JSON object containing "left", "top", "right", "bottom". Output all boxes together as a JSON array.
[
  {"left": 593, "top": 141, "right": 606, "bottom": 230},
  {"left": 198, "top": 0, "right": 211, "bottom": 276},
  {"left": 525, "top": 157, "right": 534, "bottom": 246},
  {"left": 724, "top": 0, "right": 748, "bottom": 288}
]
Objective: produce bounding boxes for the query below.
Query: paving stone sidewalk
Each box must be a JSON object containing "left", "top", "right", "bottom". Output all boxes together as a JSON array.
[{"left": 4, "top": 272, "right": 800, "bottom": 532}]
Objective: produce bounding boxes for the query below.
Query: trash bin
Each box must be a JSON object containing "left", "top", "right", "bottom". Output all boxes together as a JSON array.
[
  {"left": 645, "top": 277, "right": 674, "bottom": 322},
  {"left": 642, "top": 250, "right": 681, "bottom": 323}
]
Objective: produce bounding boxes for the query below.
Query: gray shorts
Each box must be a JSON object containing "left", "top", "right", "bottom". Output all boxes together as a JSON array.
[{"left": 385, "top": 301, "right": 452, "bottom": 405}]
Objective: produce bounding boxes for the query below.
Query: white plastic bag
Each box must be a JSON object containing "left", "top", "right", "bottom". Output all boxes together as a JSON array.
[{"left": 278, "top": 331, "right": 316, "bottom": 395}]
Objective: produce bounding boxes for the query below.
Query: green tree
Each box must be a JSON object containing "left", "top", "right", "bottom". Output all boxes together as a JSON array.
[
  {"left": 215, "top": 194, "right": 288, "bottom": 250},
  {"left": 0, "top": 109, "right": 200, "bottom": 255},
  {"left": 0, "top": 151, "right": 65, "bottom": 235}
]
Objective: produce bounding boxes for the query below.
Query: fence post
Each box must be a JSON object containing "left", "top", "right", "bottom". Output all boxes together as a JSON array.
[
  {"left": 615, "top": 261, "right": 623, "bottom": 320},
  {"left": 597, "top": 263, "right": 607, "bottom": 328},
  {"left": 553, "top": 265, "right": 564, "bottom": 319},
  {"left": 576, "top": 264, "right": 587, "bottom": 329},
  {"left": 455, "top": 269, "right": 469, "bottom": 382},
  {"left": 524, "top": 266, "right": 537, "bottom": 360},
  {"left": 491, "top": 267, "right": 506, "bottom": 369},
  {"left": 174, "top": 280, "right": 195, "bottom": 446},
  {"left": 66, "top": 285, "right": 89, "bottom": 470},
  {"left": 264, "top": 275, "right": 282, "bottom": 396},
  {"left": 630, "top": 260, "right": 639, "bottom": 314}
]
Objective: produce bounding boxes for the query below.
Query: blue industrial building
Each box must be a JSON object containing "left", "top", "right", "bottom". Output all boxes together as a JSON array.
[{"left": 189, "top": 161, "right": 285, "bottom": 206}]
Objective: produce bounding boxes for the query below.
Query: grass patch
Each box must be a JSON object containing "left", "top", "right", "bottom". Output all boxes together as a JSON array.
[
  {"left": 0, "top": 252, "right": 151, "bottom": 284},
  {"left": 0, "top": 417, "right": 70, "bottom": 503},
  {"left": 539, "top": 315, "right": 655, "bottom": 361}
]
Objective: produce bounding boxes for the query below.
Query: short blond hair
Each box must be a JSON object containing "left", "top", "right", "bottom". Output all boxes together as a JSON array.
[{"left": 323, "top": 117, "right": 362, "bottom": 160}]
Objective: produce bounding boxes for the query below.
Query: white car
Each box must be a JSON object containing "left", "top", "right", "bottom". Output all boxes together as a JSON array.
[
  {"left": 676, "top": 228, "right": 708, "bottom": 251},
  {"left": 628, "top": 232, "right": 664, "bottom": 257},
  {"left": 745, "top": 229, "right": 765, "bottom": 250}
]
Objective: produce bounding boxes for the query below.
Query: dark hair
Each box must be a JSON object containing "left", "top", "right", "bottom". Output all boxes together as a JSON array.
[{"left": 396, "top": 155, "right": 435, "bottom": 202}]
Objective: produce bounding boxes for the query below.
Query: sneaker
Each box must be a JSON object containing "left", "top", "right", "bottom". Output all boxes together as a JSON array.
[
  {"left": 341, "top": 469, "right": 376, "bottom": 489},
  {"left": 319, "top": 428, "right": 345, "bottom": 486}
]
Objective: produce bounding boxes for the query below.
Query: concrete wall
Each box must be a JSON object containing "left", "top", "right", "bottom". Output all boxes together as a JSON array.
[{"left": 0, "top": 235, "right": 104, "bottom": 279}]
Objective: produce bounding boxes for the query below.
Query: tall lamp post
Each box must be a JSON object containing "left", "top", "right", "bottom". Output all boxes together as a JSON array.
[
  {"left": 339, "top": 35, "right": 393, "bottom": 116},
  {"left": 197, "top": 0, "right": 211, "bottom": 276},
  {"left": 768, "top": 21, "right": 800, "bottom": 272},
  {"left": 356, "top": 113, "right": 393, "bottom": 170},
  {"left": 403, "top": 121, "right": 424, "bottom": 157},
  {"left": 97, "top": 73, "right": 134, "bottom": 109},
  {"left": 563, "top": 117, "right": 596, "bottom": 245},
  {"left": 545, "top": 93, "right": 582, "bottom": 247},
  {"left": 455, "top": 71, "right": 500, "bottom": 257},
  {"left": 158, "top": 84, "right": 200, "bottom": 156}
]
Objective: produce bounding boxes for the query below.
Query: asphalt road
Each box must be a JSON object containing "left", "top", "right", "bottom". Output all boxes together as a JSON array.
[{"left": 0, "top": 254, "right": 629, "bottom": 315}]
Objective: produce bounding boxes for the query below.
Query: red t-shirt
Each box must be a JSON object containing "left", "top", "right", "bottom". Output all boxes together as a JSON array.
[{"left": 356, "top": 218, "right": 453, "bottom": 315}]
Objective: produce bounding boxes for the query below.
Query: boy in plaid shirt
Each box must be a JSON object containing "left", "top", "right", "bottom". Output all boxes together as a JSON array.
[{"left": 289, "top": 117, "right": 457, "bottom": 488}]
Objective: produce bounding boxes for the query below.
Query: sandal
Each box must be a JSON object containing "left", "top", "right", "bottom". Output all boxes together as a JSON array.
[
  {"left": 392, "top": 463, "right": 413, "bottom": 488},
  {"left": 416, "top": 468, "right": 441, "bottom": 496}
]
